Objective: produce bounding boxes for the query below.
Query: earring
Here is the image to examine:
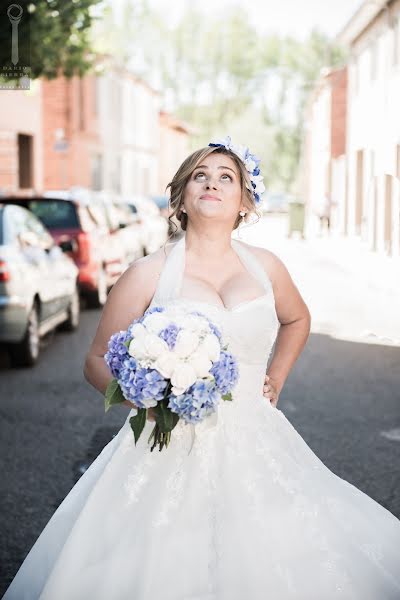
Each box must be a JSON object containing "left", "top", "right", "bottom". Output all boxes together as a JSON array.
[
  {"left": 237, "top": 210, "right": 247, "bottom": 239},
  {"left": 181, "top": 207, "right": 187, "bottom": 213}
]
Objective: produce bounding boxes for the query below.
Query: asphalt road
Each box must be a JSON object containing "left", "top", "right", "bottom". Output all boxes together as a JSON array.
[{"left": 1, "top": 220, "right": 399, "bottom": 596}]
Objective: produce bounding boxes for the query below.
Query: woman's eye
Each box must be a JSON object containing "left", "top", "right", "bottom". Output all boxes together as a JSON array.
[{"left": 194, "top": 172, "right": 232, "bottom": 181}]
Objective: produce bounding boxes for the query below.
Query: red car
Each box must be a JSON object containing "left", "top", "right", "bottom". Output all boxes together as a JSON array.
[{"left": 0, "top": 193, "right": 127, "bottom": 308}]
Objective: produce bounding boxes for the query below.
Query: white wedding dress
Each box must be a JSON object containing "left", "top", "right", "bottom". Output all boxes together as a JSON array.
[{"left": 4, "top": 235, "right": 400, "bottom": 600}]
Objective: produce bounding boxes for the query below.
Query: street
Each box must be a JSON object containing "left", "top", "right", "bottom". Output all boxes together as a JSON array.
[{"left": 1, "top": 215, "right": 399, "bottom": 596}]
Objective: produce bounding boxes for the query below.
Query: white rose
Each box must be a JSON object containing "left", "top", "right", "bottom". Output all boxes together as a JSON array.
[
  {"left": 129, "top": 322, "right": 147, "bottom": 339},
  {"left": 231, "top": 143, "right": 248, "bottom": 161},
  {"left": 244, "top": 157, "right": 256, "bottom": 172},
  {"left": 154, "top": 352, "right": 180, "bottom": 378},
  {"left": 171, "top": 386, "right": 185, "bottom": 396},
  {"left": 173, "top": 329, "right": 200, "bottom": 358},
  {"left": 252, "top": 174, "right": 265, "bottom": 195},
  {"left": 187, "top": 350, "right": 212, "bottom": 377},
  {"left": 142, "top": 313, "right": 170, "bottom": 334},
  {"left": 201, "top": 333, "right": 221, "bottom": 362},
  {"left": 143, "top": 334, "right": 169, "bottom": 360},
  {"left": 170, "top": 363, "right": 197, "bottom": 394},
  {"left": 128, "top": 336, "right": 147, "bottom": 359},
  {"left": 177, "top": 315, "right": 210, "bottom": 335},
  {"left": 128, "top": 333, "right": 168, "bottom": 361}
]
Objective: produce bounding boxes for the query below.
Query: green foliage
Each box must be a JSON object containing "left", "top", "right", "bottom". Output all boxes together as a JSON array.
[
  {"left": 0, "top": 0, "right": 103, "bottom": 82},
  {"left": 129, "top": 408, "right": 147, "bottom": 445},
  {"left": 104, "top": 378, "right": 125, "bottom": 412},
  {"left": 104, "top": 3, "right": 346, "bottom": 191}
]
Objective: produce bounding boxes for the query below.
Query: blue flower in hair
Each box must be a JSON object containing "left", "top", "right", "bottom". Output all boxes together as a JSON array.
[{"left": 208, "top": 135, "right": 266, "bottom": 204}]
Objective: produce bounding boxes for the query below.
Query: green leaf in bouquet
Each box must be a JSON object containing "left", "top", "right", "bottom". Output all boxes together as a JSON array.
[
  {"left": 129, "top": 408, "right": 147, "bottom": 445},
  {"left": 123, "top": 339, "right": 131, "bottom": 349},
  {"left": 153, "top": 399, "right": 180, "bottom": 433},
  {"left": 104, "top": 379, "right": 126, "bottom": 413},
  {"left": 222, "top": 392, "right": 233, "bottom": 401}
]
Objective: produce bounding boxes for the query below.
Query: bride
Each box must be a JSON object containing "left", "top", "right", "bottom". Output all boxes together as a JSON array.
[{"left": 4, "top": 137, "right": 400, "bottom": 599}]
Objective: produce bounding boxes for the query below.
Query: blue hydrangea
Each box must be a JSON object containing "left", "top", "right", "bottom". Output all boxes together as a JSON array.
[
  {"left": 159, "top": 323, "right": 181, "bottom": 349},
  {"left": 210, "top": 350, "right": 239, "bottom": 394},
  {"left": 144, "top": 306, "right": 165, "bottom": 315},
  {"left": 117, "top": 365, "right": 167, "bottom": 408},
  {"left": 104, "top": 330, "right": 130, "bottom": 378},
  {"left": 168, "top": 380, "right": 220, "bottom": 424},
  {"left": 207, "top": 320, "right": 222, "bottom": 340}
]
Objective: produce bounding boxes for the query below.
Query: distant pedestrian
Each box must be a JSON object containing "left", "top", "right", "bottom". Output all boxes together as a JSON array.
[{"left": 317, "top": 194, "right": 331, "bottom": 235}]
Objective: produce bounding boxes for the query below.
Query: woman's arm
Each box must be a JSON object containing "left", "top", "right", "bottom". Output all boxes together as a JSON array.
[
  {"left": 83, "top": 256, "right": 159, "bottom": 408},
  {"left": 257, "top": 248, "right": 311, "bottom": 404}
]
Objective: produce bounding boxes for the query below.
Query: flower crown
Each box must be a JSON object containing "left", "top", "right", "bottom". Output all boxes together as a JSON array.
[{"left": 208, "top": 135, "right": 265, "bottom": 205}]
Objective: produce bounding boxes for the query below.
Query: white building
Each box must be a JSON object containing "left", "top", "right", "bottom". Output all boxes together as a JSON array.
[
  {"left": 338, "top": 0, "right": 400, "bottom": 258},
  {"left": 97, "top": 63, "right": 161, "bottom": 197}
]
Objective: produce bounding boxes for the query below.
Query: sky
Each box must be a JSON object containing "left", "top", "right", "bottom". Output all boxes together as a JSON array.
[{"left": 145, "top": 0, "right": 363, "bottom": 40}]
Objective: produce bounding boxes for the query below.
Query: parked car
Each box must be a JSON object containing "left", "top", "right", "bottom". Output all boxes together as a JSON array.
[
  {"left": 0, "top": 192, "right": 127, "bottom": 308},
  {"left": 90, "top": 195, "right": 145, "bottom": 267},
  {"left": 0, "top": 203, "right": 80, "bottom": 367},
  {"left": 124, "top": 195, "right": 169, "bottom": 254},
  {"left": 151, "top": 195, "right": 181, "bottom": 237}
]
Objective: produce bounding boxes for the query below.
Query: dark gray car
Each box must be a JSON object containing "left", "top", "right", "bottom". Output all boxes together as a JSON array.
[{"left": 0, "top": 203, "right": 80, "bottom": 367}]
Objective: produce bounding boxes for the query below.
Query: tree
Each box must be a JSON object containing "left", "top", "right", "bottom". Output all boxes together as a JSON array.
[
  {"left": 94, "top": 3, "right": 346, "bottom": 192},
  {"left": 0, "top": 0, "right": 104, "bottom": 82}
]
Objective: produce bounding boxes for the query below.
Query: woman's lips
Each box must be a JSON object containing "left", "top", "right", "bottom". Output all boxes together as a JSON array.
[{"left": 200, "top": 194, "right": 221, "bottom": 201}]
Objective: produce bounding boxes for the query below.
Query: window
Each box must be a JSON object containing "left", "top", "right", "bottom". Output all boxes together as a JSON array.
[
  {"left": 3, "top": 205, "right": 27, "bottom": 244},
  {"left": 28, "top": 199, "right": 80, "bottom": 230},
  {"left": 18, "top": 134, "right": 33, "bottom": 188},
  {"left": 25, "top": 212, "right": 54, "bottom": 249}
]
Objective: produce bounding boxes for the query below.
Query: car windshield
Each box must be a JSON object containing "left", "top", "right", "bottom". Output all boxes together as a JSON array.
[{"left": 28, "top": 199, "right": 79, "bottom": 229}]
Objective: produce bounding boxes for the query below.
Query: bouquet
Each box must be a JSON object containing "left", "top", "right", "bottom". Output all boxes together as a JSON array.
[{"left": 104, "top": 306, "right": 239, "bottom": 452}]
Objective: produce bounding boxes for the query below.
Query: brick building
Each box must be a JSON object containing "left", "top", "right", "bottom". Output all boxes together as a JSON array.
[
  {"left": 0, "top": 80, "right": 44, "bottom": 194},
  {"left": 304, "top": 66, "right": 348, "bottom": 232},
  {"left": 0, "top": 62, "right": 191, "bottom": 199}
]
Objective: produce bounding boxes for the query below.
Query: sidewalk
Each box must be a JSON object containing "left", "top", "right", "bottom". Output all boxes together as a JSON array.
[
  {"left": 237, "top": 214, "right": 400, "bottom": 347},
  {"left": 302, "top": 230, "right": 400, "bottom": 299}
]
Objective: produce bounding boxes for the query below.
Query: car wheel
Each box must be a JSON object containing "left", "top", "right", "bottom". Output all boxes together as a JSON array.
[
  {"left": 60, "top": 285, "right": 80, "bottom": 331},
  {"left": 86, "top": 267, "right": 108, "bottom": 309},
  {"left": 9, "top": 302, "right": 40, "bottom": 367}
]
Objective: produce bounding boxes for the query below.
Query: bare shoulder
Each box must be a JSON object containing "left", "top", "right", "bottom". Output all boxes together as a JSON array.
[
  {"left": 122, "top": 241, "right": 177, "bottom": 285},
  {"left": 235, "top": 240, "right": 287, "bottom": 286}
]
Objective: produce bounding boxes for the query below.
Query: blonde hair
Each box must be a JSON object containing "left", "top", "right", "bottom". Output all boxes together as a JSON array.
[{"left": 165, "top": 146, "right": 260, "bottom": 238}]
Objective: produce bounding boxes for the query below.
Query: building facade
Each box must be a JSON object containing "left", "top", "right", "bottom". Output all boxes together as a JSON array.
[
  {"left": 159, "top": 111, "right": 191, "bottom": 195},
  {"left": 0, "top": 80, "right": 44, "bottom": 195},
  {"left": 338, "top": 0, "right": 400, "bottom": 257},
  {"left": 305, "top": 67, "right": 348, "bottom": 233},
  {"left": 0, "top": 60, "right": 190, "bottom": 200}
]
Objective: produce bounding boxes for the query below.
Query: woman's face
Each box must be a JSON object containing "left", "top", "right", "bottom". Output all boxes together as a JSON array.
[{"left": 183, "top": 152, "right": 246, "bottom": 225}]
